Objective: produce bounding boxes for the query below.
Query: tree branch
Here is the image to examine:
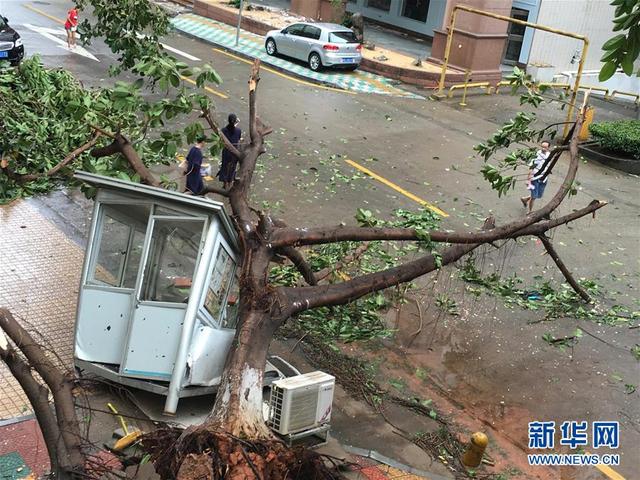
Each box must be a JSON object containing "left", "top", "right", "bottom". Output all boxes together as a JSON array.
[
  {"left": 91, "top": 133, "right": 160, "bottom": 187},
  {"left": 278, "top": 199, "right": 605, "bottom": 319},
  {"left": 202, "top": 109, "right": 242, "bottom": 160},
  {"left": 272, "top": 110, "right": 587, "bottom": 249},
  {"left": 281, "top": 243, "right": 479, "bottom": 318},
  {"left": 0, "top": 308, "right": 85, "bottom": 470},
  {"left": 0, "top": 339, "right": 64, "bottom": 473},
  {"left": 202, "top": 182, "right": 230, "bottom": 197},
  {"left": 1, "top": 133, "right": 102, "bottom": 183},
  {"left": 248, "top": 58, "right": 261, "bottom": 145},
  {"left": 228, "top": 59, "right": 265, "bottom": 229},
  {"left": 90, "top": 124, "right": 116, "bottom": 139},
  {"left": 276, "top": 247, "right": 317, "bottom": 286},
  {"left": 315, "top": 243, "right": 370, "bottom": 283},
  {"left": 538, "top": 235, "right": 592, "bottom": 303}
]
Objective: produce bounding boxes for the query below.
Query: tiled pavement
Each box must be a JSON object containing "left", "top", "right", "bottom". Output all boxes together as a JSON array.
[
  {"left": 0, "top": 418, "right": 49, "bottom": 478},
  {"left": 0, "top": 201, "right": 83, "bottom": 420},
  {"left": 171, "top": 13, "right": 423, "bottom": 99}
]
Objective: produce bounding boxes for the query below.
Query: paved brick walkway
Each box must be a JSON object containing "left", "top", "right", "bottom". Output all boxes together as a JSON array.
[
  {"left": 0, "top": 201, "right": 83, "bottom": 420},
  {"left": 171, "top": 13, "right": 423, "bottom": 98}
]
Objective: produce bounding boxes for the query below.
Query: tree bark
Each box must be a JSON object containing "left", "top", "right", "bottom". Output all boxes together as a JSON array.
[
  {"left": 0, "top": 308, "right": 85, "bottom": 471},
  {"left": 204, "top": 308, "right": 277, "bottom": 439},
  {"left": 91, "top": 132, "right": 160, "bottom": 187},
  {"left": 0, "top": 344, "right": 64, "bottom": 474}
]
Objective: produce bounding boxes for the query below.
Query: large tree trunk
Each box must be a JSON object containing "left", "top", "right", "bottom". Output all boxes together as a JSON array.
[{"left": 205, "top": 308, "right": 277, "bottom": 439}]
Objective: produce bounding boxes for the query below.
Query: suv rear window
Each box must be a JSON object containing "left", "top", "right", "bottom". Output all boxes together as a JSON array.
[{"left": 329, "top": 31, "right": 358, "bottom": 43}]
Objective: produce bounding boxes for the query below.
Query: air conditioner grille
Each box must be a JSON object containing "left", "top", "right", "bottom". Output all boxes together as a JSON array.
[
  {"left": 268, "top": 371, "right": 335, "bottom": 435},
  {"left": 287, "top": 386, "right": 319, "bottom": 432},
  {"left": 268, "top": 385, "right": 284, "bottom": 431}
]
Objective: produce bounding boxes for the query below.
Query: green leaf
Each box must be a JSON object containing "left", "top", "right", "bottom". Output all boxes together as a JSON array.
[
  {"left": 599, "top": 61, "right": 618, "bottom": 81},
  {"left": 621, "top": 54, "right": 635, "bottom": 75},
  {"left": 601, "top": 34, "right": 626, "bottom": 50}
]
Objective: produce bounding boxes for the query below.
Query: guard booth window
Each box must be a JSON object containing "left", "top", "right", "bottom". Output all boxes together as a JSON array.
[
  {"left": 140, "top": 218, "right": 204, "bottom": 303},
  {"left": 205, "top": 245, "right": 239, "bottom": 328},
  {"left": 89, "top": 204, "right": 150, "bottom": 288}
]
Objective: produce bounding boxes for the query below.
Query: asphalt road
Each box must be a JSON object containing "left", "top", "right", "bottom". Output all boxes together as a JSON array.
[{"left": 4, "top": 0, "right": 640, "bottom": 478}]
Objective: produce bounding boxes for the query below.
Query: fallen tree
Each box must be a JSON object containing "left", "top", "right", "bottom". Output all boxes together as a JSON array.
[{"left": 0, "top": 1, "right": 608, "bottom": 478}]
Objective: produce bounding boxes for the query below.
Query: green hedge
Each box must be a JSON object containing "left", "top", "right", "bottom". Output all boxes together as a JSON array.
[{"left": 589, "top": 120, "right": 640, "bottom": 160}]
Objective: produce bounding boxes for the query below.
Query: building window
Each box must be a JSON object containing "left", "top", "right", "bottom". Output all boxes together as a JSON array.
[
  {"left": 367, "top": 0, "right": 391, "bottom": 12},
  {"left": 401, "top": 0, "right": 430, "bottom": 22}
]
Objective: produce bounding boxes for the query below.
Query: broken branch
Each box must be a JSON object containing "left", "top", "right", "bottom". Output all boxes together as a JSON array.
[
  {"left": 538, "top": 235, "right": 592, "bottom": 303},
  {"left": 202, "top": 109, "right": 243, "bottom": 160},
  {"left": 276, "top": 246, "right": 317, "bottom": 286}
]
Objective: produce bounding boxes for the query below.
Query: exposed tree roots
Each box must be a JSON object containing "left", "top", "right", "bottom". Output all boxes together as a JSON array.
[{"left": 143, "top": 427, "right": 345, "bottom": 480}]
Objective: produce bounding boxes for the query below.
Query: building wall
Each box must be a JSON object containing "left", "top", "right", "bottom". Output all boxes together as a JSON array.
[
  {"left": 527, "top": 0, "right": 616, "bottom": 73},
  {"left": 346, "top": 0, "right": 448, "bottom": 37}
]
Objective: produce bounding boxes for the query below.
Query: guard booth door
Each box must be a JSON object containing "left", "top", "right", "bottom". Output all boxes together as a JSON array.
[{"left": 120, "top": 215, "right": 206, "bottom": 380}]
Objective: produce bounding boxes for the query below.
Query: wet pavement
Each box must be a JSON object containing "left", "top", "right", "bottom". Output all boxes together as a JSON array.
[{"left": 1, "top": 0, "right": 638, "bottom": 478}]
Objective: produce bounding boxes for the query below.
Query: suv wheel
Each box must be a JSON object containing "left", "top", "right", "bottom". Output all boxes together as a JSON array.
[
  {"left": 308, "top": 52, "right": 322, "bottom": 72},
  {"left": 265, "top": 38, "right": 277, "bottom": 56}
]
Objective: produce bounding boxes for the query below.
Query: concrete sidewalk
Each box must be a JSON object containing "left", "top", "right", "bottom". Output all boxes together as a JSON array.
[{"left": 171, "top": 13, "right": 424, "bottom": 98}]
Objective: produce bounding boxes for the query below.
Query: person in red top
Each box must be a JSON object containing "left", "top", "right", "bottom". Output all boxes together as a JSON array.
[{"left": 64, "top": 7, "right": 78, "bottom": 49}]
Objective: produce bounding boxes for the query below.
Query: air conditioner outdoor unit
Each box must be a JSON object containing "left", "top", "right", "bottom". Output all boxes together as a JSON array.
[{"left": 268, "top": 371, "right": 335, "bottom": 436}]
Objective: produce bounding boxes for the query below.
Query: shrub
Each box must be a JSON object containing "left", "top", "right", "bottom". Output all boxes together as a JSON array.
[{"left": 589, "top": 120, "right": 640, "bottom": 160}]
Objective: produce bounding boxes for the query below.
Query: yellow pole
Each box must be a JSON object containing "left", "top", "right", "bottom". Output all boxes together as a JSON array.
[
  {"left": 565, "top": 38, "right": 589, "bottom": 136},
  {"left": 434, "top": 5, "right": 589, "bottom": 133},
  {"left": 435, "top": 7, "right": 459, "bottom": 97},
  {"left": 460, "top": 70, "right": 471, "bottom": 106}
]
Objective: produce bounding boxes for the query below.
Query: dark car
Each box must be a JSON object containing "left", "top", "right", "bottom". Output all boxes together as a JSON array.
[{"left": 0, "top": 15, "right": 24, "bottom": 65}]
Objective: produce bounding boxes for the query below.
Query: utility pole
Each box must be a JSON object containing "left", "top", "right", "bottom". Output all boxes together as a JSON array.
[{"left": 235, "top": 0, "right": 244, "bottom": 46}]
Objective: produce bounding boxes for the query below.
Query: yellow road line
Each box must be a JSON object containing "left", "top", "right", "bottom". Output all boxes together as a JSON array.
[
  {"left": 212, "top": 48, "right": 356, "bottom": 95},
  {"left": 180, "top": 75, "right": 228, "bottom": 98},
  {"left": 344, "top": 159, "right": 449, "bottom": 217},
  {"left": 24, "top": 3, "right": 65, "bottom": 24},
  {"left": 584, "top": 453, "right": 626, "bottom": 480}
]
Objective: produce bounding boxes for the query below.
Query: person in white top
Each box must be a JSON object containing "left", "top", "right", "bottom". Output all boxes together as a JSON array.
[{"left": 521, "top": 140, "right": 551, "bottom": 213}]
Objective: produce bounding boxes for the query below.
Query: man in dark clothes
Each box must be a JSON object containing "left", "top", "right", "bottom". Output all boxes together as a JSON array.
[
  {"left": 185, "top": 136, "right": 206, "bottom": 195},
  {"left": 217, "top": 113, "right": 241, "bottom": 190}
]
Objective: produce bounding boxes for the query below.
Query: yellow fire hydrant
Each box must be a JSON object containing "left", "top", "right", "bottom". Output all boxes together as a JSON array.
[{"left": 462, "top": 432, "right": 489, "bottom": 468}]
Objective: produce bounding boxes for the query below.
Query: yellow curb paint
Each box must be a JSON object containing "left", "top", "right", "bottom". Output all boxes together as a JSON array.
[
  {"left": 584, "top": 453, "right": 626, "bottom": 480},
  {"left": 24, "top": 3, "right": 65, "bottom": 24},
  {"left": 180, "top": 76, "right": 228, "bottom": 98},
  {"left": 344, "top": 159, "right": 448, "bottom": 217},
  {"left": 211, "top": 48, "right": 356, "bottom": 95}
]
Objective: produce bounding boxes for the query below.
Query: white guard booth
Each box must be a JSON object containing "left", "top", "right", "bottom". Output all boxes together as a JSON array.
[{"left": 73, "top": 172, "right": 284, "bottom": 415}]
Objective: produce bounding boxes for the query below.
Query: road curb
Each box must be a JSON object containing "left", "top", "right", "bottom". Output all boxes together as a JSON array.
[{"left": 173, "top": 26, "right": 352, "bottom": 93}]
